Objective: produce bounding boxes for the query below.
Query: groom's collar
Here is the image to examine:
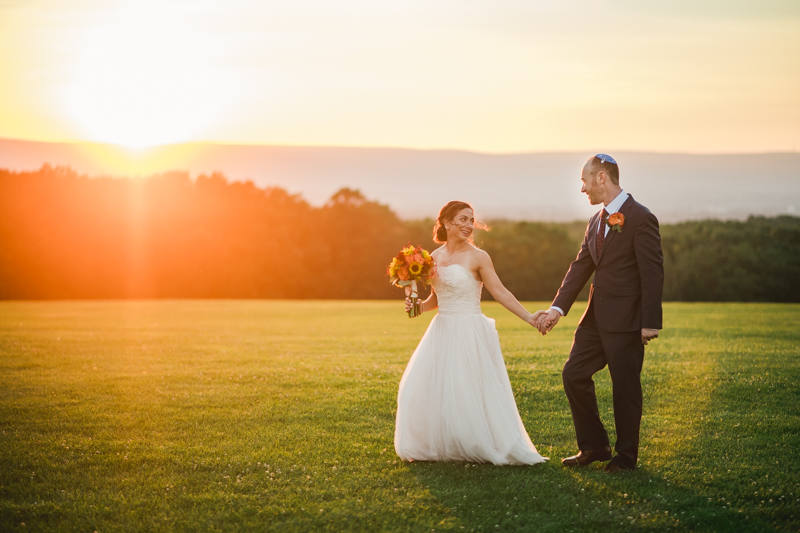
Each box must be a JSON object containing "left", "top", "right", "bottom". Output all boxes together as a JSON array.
[{"left": 603, "top": 189, "right": 629, "bottom": 215}]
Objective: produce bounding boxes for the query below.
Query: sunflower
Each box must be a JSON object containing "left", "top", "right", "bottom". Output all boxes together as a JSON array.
[
  {"left": 388, "top": 257, "right": 402, "bottom": 276},
  {"left": 408, "top": 262, "right": 423, "bottom": 276}
]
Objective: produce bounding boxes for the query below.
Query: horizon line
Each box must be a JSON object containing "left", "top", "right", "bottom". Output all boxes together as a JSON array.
[{"left": 1, "top": 135, "right": 798, "bottom": 158}]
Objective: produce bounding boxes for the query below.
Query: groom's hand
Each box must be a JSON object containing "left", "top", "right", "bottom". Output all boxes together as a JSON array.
[
  {"left": 533, "top": 310, "right": 548, "bottom": 334},
  {"left": 536, "top": 309, "right": 561, "bottom": 335},
  {"left": 641, "top": 328, "right": 659, "bottom": 345},
  {"left": 529, "top": 310, "right": 546, "bottom": 329}
]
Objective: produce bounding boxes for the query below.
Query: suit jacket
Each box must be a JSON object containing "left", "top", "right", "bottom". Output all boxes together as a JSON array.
[{"left": 552, "top": 195, "right": 664, "bottom": 332}]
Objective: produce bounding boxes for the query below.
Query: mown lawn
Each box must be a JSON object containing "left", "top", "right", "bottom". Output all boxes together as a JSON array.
[{"left": 0, "top": 300, "right": 798, "bottom": 532}]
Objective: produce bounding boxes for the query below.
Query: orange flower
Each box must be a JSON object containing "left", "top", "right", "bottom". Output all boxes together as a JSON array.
[
  {"left": 608, "top": 212, "right": 625, "bottom": 227},
  {"left": 607, "top": 212, "right": 625, "bottom": 233},
  {"left": 397, "top": 266, "right": 410, "bottom": 280}
]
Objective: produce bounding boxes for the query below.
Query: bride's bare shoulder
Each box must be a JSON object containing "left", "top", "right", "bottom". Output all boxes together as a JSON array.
[
  {"left": 431, "top": 245, "right": 447, "bottom": 259},
  {"left": 468, "top": 245, "right": 492, "bottom": 264}
]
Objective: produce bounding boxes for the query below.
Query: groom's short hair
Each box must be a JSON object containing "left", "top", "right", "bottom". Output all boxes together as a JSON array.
[{"left": 589, "top": 156, "right": 620, "bottom": 185}]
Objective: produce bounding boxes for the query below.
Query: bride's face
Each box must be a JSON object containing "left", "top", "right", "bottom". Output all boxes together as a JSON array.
[{"left": 446, "top": 208, "right": 475, "bottom": 242}]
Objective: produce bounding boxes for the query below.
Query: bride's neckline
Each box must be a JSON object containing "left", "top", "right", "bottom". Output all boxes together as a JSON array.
[{"left": 436, "top": 262, "right": 481, "bottom": 282}]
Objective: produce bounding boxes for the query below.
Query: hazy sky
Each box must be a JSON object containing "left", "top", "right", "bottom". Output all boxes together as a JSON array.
[{"left": 1, "top": 0, "right": 798, "bottom": 152}]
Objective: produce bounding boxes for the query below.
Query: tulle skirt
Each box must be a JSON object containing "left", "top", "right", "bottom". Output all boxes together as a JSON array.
[{"left": 394, "top": 312, "right": 547, "bottom": 465}]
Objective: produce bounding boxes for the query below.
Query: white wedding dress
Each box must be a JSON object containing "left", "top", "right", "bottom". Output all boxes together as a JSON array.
[{"left": 394, "top": 264, "right": 547, "bottom": 465}]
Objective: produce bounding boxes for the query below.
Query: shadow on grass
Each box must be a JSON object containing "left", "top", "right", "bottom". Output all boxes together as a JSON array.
[
  {"left": 408, "top": 448, "right": 782, "bottom": 532},
  {"left": 405, "top": 361, "right": 799, "bottom": 531}
]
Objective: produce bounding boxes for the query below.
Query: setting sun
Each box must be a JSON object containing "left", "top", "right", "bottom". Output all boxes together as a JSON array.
[{"left": 62, "top": 4, "right": 234, "bottom": 148}]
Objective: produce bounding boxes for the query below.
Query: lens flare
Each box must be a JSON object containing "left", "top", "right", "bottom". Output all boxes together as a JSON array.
[{"left": 63, "top": 3, "right": 234, "bottom": 148}]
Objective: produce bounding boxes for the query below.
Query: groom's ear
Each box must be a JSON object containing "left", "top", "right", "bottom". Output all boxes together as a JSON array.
[{"left": 596, "top": 170, "right": 608, "bottom": 185}]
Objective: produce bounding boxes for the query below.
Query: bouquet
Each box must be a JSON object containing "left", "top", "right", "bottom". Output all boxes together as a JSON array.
[{"left": 387, "top": 244, "right": 436, "bottom": 317}]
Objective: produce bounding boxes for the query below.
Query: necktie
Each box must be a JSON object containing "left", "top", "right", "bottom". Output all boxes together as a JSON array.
[{"left": 596, "top": 209, "right": 609, "bottom": 256}]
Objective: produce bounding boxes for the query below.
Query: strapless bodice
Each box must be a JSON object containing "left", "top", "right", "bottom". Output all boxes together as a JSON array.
[{"left": 432, "top": 264, "right": 483, "bottom": 315}]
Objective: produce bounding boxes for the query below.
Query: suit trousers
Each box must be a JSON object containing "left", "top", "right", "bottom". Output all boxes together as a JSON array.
[{"left": 561, "top": 303, "right": 645, "bottom": 469}]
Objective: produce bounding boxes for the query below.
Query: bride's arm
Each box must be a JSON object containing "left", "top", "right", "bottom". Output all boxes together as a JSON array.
[
  {"left": 421, "top": 288, "right": 438, "bottom": 313},
  {"left": 477, "top": 250, "right": 543, "bottom": 326}
]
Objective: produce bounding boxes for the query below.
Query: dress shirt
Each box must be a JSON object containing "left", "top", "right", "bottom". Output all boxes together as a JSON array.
[
  {"left": 550, "top": 190, "right": 629, "bottom": 317},
  {"left": 598, "top": 190, "right": 629, "bottom": 238}
]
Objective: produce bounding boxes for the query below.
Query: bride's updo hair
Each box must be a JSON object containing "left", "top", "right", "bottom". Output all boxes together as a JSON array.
[{"left": 433, "top": 200, "right": 487, "bottom": 243}]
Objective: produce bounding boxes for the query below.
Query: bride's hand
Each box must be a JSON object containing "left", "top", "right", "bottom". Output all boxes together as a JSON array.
[{"left": 404, "top": 297, "right": 414, "bottom": 314}]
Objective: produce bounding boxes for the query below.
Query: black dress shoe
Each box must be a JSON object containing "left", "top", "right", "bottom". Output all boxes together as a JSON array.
[
  {"left": 561, "top": 446, "right": 612, "bottom": 466},
  {"left": 603, "top": 460, "right": 633, "bottom": 473}
]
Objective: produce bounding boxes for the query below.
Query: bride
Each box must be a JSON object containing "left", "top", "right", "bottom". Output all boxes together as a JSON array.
[{"left": 394, "top": 201, "right": 548, "bottom": 465}]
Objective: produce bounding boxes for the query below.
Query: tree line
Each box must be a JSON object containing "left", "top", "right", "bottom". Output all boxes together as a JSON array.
[{"left": 1, "top": 165, "right": 798, "bottom": 302}]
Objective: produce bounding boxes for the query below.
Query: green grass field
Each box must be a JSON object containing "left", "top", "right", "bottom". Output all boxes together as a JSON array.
[{"left": 1, "top": 300, "right": 798, "bottom": 532}]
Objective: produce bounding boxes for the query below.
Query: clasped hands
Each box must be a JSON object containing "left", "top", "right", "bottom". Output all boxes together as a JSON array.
[{"left": 529, "top": 309, "right": 561, "bottom": 335}]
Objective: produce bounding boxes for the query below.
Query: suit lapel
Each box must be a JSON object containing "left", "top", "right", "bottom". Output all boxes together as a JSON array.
[
  {"left": 597, "top": 195, "right": 634, "bottom": 264},
  {"left": 588, "top": 211, "right": 600, "bottom": 264}
]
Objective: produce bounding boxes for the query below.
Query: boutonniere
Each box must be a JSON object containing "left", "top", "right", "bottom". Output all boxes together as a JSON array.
[{"left": 607, "top": 212, "right": 625, "bottom": 233}]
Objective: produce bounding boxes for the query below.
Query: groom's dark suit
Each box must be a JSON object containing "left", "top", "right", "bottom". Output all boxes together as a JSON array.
[{"left": 552, "top": 194, "right": 663, "bottom": 469}]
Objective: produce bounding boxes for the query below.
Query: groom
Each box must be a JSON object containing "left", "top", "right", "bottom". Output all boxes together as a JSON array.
[{"left": 536, "top": 154, "right": 663, "bottom": 472}]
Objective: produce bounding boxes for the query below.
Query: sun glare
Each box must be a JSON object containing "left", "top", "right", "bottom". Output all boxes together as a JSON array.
[{"left": 64, "top": 5, "right": 234, "bottom": 148}]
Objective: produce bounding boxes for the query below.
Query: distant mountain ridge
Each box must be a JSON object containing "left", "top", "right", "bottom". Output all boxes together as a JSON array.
[{"left": 1, "top": 137, "right": 798, "bottom": 222}]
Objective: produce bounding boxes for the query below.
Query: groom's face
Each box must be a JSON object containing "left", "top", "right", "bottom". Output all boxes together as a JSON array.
[{"left": 580, "top": 163, "right": 604, "bottom": 206}]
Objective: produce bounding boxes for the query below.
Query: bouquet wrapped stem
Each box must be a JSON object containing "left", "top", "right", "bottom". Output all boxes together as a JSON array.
[
  {"left": 388, "top": 245, "right": 435, "bottom": 318},
  {"left": 398, "top": 280, "right": 421, "bottom": 318}
]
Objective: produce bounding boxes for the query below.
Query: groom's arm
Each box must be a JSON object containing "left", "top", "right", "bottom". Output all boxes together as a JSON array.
[
  {"left": 635, "top": 211, "right": 664, "bottom": 329},
  {"left": 551, "top": 225, "right": 596, "bottom": 316}
]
